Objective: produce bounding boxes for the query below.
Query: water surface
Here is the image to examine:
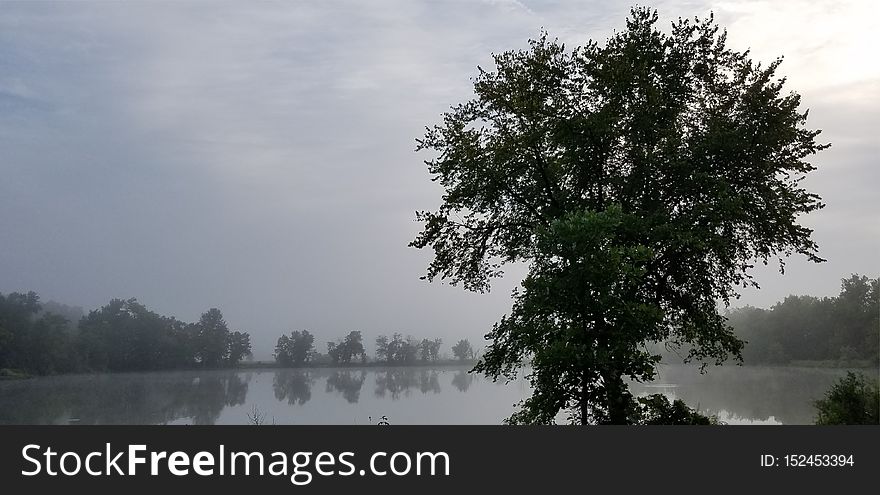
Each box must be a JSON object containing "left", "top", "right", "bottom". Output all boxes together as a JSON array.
[{"left": 0, "top": 365, "right": 856, "bottom": 425}]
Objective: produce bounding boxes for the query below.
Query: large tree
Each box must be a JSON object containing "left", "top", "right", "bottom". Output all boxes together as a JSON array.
[{"left": 411, "top": 9, "right": 827, "bottom": 424}]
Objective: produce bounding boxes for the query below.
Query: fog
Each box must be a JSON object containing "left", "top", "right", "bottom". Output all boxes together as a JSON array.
[
  {"left": 0, "top": 365, "right": 852, "bottom": 425},
  {"left": 1, "top": 0, "right": 877, "bottom": 359}
]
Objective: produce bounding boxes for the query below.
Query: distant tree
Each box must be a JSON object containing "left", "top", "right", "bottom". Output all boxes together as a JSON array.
[
  {"left": 275, "top": 335, "right": 293, "bottom": 366},
  {"left": 419, "top": 338, "right": 443, "bottom": 362},
  {"left": 412, "top": 8, "right": 827, "bottom": 424},
  {"left": 195, "top": 308, "right": 230, "bottom": 367},
  {"left": 328, "top": 331, "right": 367, "bottom": 364},
  {"left": 78, "top": 298, "right": 191, "bottom": 371},
  {"left": 1, "top": 291, "right": 253, "bottom": 374},
  {"left": 20, "top": 313, "right": 76, "bottom": 375},
  {"left": 832, "top": 275, "right": 879, "bottom": 362},
  {"left": 451, "top": 339, "right": 474, "bottom": 361},
  {"left": 395, "top": 334, "right": 419, "bottom": 363},
  {"left": 0, "top": 291, "right": 41, "bottom": 370},
  {"left": 375, "top": 333, "right": 418, "bottom": 363},
  {"left": 38, "top": 300, "right": 84, "bottom": 332},
  {"left": 275, "top": 330, "right": 315, "bottom": 367},
  {"left": 729, "top": 274, "right": 879, "bottom": 365},
  {"left": 815, "top": 372, "right": 880, "bottom": 425},
  {"left": 227, "top": 331, "right": 252, "bottom": 366},
  {"left": 374, "top": 335, "right": 390, "bottom": 363}
]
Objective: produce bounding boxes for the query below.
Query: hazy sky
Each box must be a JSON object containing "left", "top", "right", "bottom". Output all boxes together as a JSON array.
[{"left": 1, "top": 1, "right": 877, "bottom": 359}]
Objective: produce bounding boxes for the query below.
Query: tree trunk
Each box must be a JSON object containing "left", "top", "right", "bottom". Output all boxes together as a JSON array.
[
  {"left": 580, "top": 370, "right": 590, "bottom": 424},
  {"left": 604, "top": 369, "right": 629, "bottom": 425}
]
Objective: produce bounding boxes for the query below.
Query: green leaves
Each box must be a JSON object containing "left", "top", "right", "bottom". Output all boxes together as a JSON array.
[
  {"left": 815, "top": 372, "right": 880, "bottom": 425},
  {"left": 414, "top": 7, "right": 826, "bottom": 423}
]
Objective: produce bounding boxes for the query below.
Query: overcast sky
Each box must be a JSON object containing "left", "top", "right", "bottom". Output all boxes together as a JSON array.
[{"left": 1, "top": 0, "right": 877, "bottom": 359}]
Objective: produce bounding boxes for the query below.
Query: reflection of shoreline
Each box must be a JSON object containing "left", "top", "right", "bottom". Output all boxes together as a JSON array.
[
  {"left": 0, "top": 370, "right": 250, "bottom": 425},
  {"left": 631, "top": 365, "right": 854, "bottom": 424},
  {"left": 240, "top": 361, "right": 478, "bottom": 370},
  {"left": 326, "top": 370, "right": 366, "bottom": 403},
  {"left": 374, "top": 369, "right": 441, "bottom": 399},
  {"left": 0, "top": 365, "right": 857, "bottom": 425}
]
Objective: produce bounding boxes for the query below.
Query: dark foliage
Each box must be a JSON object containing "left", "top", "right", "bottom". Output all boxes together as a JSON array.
[
  {"left": 814, "top": 372, "right": 880, "bottom": 425},
  {"left": 0, "top": 291, "right": 250, "bottom": 374},
  {"left": 412, "top": 8, "right": 827, "bottom": 423},
  {"left": 327, "top": 331, "right": 367, "bottom": 364},
  {"left": 275, "top": 330, "right": 316, "bottom": 366},
  {"left": 729, "top": 274, "right": 879, "bottom": 365}
]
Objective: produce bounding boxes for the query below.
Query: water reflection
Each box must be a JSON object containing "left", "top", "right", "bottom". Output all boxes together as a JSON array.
[
  {"left": 0, "top": 365, "right": 857, "bottom": 424},
  {"left": 451, "top": 370, "right": 475, "bottom": 392},
  {"left": 273, "top": 369, "right": 314, "bottom": 405},
  {"left": 0, "top": 371, "right": 248, "bottom": 425},
  {"left": 374, "top": 369, "right": 419, "bottom": 399},
  {"left": 326, "top": 370, "right": 366, "bottom": 403},
  {"left": 629, "top": 365, "right": 852, "bottom": 424}
]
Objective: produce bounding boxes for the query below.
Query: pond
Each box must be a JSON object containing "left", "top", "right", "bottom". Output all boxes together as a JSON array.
[{"left": 0, "top": 364, "right": 855, "bottom": 425}]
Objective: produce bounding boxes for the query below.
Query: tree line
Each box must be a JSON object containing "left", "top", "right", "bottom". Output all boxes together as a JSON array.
[
  {"left": 274, "top": 330, "right": 475, "bottom": 367},
  {"left": 728, "top": 274, "right": 879, "bottom": 365},
  {"left": 0, "top": 291, "right": 251, "bottom": 375}
]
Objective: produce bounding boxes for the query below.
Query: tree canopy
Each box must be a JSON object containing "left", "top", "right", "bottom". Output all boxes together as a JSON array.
[
  {"left": 327, "top": 331, "right": 367, "bottom": 364},
  {"left": 451, "top": 339, "right": 475, "bottom": 361},
  {"left": 275, "top": 330, "right": 316, "bottom": 366},
  {"left": 814, "top": 372, "right": 880, "bottom": 425},
  {"left": 1, "top": 293, "right": 250, "bottom": 374},
  {"left": 411, "top": 8, "right": 827, "bottom": 424},
  {"left": 728, "top": 274, "right": 879, "bottom": 365}
]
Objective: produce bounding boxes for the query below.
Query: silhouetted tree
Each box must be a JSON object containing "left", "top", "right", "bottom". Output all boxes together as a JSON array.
[
  {"left": 374, "top": 335, "right": 390, "bottom": 363},
  {"left": 1, "top": 291, "right": 46, "bottom": 371},
  {"left": 2, "top": 292, "right": 248, "bottom": 374},
  {"left": 78, "top": 298, "right": 193, "bottom": 371},
  {"left": 227, "top": 331, "right": 252, "bottom": 366},
  {"left": 374, "top": 333, "right": 418, "bottom": 364},
  {"left": 328, "top": 331, "right": 367, "bottom": 364},
  {"left": 419, "top": 338, "right": 442, "bottom": 362},
  {"left": 195, "top": 308, "right": 230, "bottom": 367},
  {"left": 275, "top": 330, "right": 315, "bottom": 366},
  {"left": 412, "top": 9, "right": 827, "bottom": 423},
  {"left": 729, "top": 274, "right": 879, "bottom": 365},
  {"left": 451, "top": 339, "right": 474, "bottom": 361}
]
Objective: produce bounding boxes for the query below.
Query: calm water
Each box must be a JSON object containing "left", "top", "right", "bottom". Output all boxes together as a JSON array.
[{"left": 0, "top": 365, "right": 858, "bottom": 425}]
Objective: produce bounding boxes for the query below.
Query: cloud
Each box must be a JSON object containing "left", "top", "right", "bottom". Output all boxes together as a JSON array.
[{"left": 0, "top": 0, "right": 876, "bottom": 358}]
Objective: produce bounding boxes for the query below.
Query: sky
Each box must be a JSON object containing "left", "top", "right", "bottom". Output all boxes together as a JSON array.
[{"left": 1, "top": 0, "right": 877, "bottom": 359}]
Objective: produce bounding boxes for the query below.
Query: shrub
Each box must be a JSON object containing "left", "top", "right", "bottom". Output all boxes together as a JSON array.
[{"left": 814, "top": 372, "right": 880, "bottom": 425}]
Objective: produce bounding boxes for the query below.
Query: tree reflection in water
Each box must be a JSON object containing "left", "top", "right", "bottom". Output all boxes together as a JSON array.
[
  {"left": 0, "top": 371, "right": 249, "bottom": 425},
  {"left": 325, "top": 370, "right": 367, "bottom": 403},
  {"left": 451, "top": 369, "right": 475, "bottom": 392},
  {"left": 374, "top": 368, "right": 442, "bottom": 399},
  {"left": 273, "top": 369, "right": 314, "bottom": 405}
]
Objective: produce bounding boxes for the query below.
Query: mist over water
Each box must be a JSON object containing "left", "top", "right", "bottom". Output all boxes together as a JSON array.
[{"left": 0, "top": 365, "right": 852, "bottom": 425}]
